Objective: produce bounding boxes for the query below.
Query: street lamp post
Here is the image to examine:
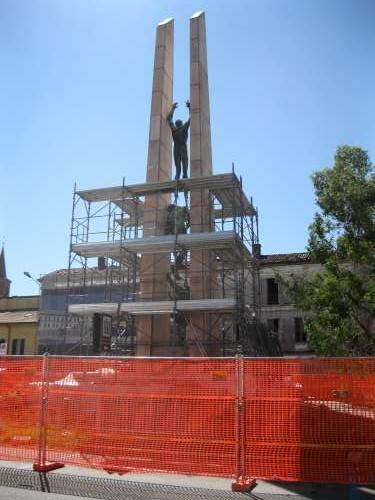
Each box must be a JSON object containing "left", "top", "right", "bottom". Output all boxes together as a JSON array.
[
  {"left": 23, "top": 271, "right": 40, "bottom": 286},
  {"left": 24, "top": 271, "right": 42, "bottom": 353}
]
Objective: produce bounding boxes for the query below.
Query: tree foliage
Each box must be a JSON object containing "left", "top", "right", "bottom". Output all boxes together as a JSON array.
[{"left": 282, "top": 146, "right": 375, "bottom": 355}]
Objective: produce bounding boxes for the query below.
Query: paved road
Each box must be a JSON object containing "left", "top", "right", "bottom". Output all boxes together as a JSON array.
[
  {"left": 0, "top": 483, "right": 374, "bottom": 500},
  {"left": 0, "top": 488, "right": 94, "bottom": 500},
  {"left": 0, "top": 463, "right": 373, "bottom": 499}
]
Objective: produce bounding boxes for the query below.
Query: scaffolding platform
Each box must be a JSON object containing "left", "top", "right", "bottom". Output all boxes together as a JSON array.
[
  {"left": 61, "top": 165, "right": 272, "bottom": 357},
  {"left": 77, "top": 173, "right": 255, "bottom": 217},
  {"left": 72, "top": 230, "right": 250, "bottom": 258},
  {"left": 69, "top": 298, "right": 237, "bottom": 316}
]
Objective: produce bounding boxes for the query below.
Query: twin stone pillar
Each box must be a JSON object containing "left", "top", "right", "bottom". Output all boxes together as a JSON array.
[{"left": 136, "top": 12, "right": 214, "bottom": 356}]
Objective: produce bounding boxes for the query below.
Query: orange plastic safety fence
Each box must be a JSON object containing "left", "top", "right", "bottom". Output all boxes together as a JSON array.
[
  {"left": 0, "top": 356, "right": 374, "bottom": 485},
  {"left": 0, "top": 357, "right": 42, "bottom": 463},
  {"left": 243, "top": 359, "right": 375, "bottom": 484},
  {"left": 45, "top": 357, "right": 237, "bottom": 477}
]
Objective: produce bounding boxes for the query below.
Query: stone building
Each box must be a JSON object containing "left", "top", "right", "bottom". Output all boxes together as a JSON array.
[
  {"left": 38, "top": 262, "right": 131, "bottom": 354},
  {"left": 0, "top": 248, "right": 40, "bottom": 355},
  {"left": 258, "top": 251, "right": 322, "bottom": 357},
  {"left": 38, "top": 251, "right": 321, "bottom": 356}
]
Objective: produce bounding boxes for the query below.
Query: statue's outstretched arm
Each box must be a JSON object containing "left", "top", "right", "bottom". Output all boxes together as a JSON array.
[
  {"left": 183, "top": 100, "right": 191, "bottom": 129},
  {"left": 167, "top": 102, "right": 178, "bottom": 130}
]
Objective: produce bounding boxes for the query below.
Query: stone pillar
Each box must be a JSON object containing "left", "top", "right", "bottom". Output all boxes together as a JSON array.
[
  {"left": 189, "top": 11, "right": 213, "bottom": 179},
  {"left": 187, "top": 11, "right": 214, "bottom": 355},
  {"left": 136, "top": 18, "right": 174, "bottom": 356}
]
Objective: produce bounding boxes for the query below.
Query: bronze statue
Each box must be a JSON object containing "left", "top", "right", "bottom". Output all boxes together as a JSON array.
[
  {"left": 165, "top": 204, "right": 190, "bottom": 266},
  {"left": 167, "top": 101, "right": 190, "bottom": 180}
]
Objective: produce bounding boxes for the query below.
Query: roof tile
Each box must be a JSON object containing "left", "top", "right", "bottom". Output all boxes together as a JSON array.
[{"left": 0, "top": 311, "right": 39, "bottom": 324}]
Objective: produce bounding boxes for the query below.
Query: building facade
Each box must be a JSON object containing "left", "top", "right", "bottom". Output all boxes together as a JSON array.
[
  {"left": 38, "top": 264, "right": 130, "bottom": 354},
  {"left": 0, "top": 303, "right": 39, "bottom": 355},
  {"left": 0, "top": 248, "right": 40, "bottom": 355},
  {"left": 38, "top": 251, "right": 321, "bottom": 357},
  {"left": 258, "top": 251, "right": 322, "bottom": 356}
]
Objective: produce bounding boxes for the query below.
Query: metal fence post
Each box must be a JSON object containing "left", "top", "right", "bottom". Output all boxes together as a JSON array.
[
  {"left": 232, "top": 354, "right": 257, "bottom": 492},
  {"left": 33, "top": 354, "right": 64, "bottom": 473}
]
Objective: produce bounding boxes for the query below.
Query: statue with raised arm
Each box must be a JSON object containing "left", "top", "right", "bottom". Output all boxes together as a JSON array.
[{"left": 167, "top": 100, "right": 190, "bottom": 180}]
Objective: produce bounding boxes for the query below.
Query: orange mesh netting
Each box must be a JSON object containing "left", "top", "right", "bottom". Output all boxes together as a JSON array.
[
  {"left": 0, "top": 356, "right": 374, "bottom": 484},
  {"left": 45, "top": 357, "right": 237, "bottom": 477},
  {"left": 243, "top": 359, "right": 375, "bottom": 484},
  {"left": 0, "top": 356, "right": 42, "bottom": 462}
]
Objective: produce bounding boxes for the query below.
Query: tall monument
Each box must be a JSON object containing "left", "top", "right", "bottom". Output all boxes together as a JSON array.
[
  {"left": 137, "top": 12, "right": 214, "bottom": 355},
  {"left": 187, "top": 12, "right": 214, "bottom": 355},
  {"left": 136, "top": 18, "right": 174, "bottom": 355},
  {"left": 67, "top": 11, "right": 269, "bottom": 358}
]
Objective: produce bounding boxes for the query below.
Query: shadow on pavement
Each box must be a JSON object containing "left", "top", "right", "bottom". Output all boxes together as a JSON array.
[{"left": 250, "top": 481, "right": 375, "bottom": 500}]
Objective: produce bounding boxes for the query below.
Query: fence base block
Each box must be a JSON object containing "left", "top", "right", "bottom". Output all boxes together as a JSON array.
[
  {"left": 33, "top": 462, "right": 65, "bottom": 473},
  {"left": 231, "top": 478, "right": 257, "bottom": 492},
  {"left": 103, "top": 467, "right": 129, "bottom": 476}
]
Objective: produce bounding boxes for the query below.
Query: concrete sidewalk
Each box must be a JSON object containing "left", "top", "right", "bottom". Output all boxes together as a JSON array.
[{"left": 0, "top": 461, "right": 373, "bottom": 499}]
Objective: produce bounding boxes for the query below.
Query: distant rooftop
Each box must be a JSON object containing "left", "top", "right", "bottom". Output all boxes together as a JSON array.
[
  {"left": 0, "top": 310, "right": 39, "bottom": 324},
  {"left": 1, "top": 295, "right": 39, "bottom": 299},
  {"left": 259, "top": 252, "right": 311, "bottom": 265},
  {"left": 0, "top": 295, "right": 40, "bottom": 312},
  {"left": 42, "top": 267, "right": 107, "bottom": 279},
  {"left": 42, "top": 252, "right": 312, "bottom": 282}
]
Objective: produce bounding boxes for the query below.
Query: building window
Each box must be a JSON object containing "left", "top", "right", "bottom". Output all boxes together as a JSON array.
[
  {"left": 267, "top": 278, "right": 279, "bottom": 305},
  {"left": 0, "top": 340, "right": 7, "bottom": 355},
  {"left": 267, "top": 318, "right": 279, "bottom": 334},
  {"left": 11, "top": 339, "right": 25, "bottom": 355},
  {"left": 294, "top": 318, "right": 306, "bottom": 343}
]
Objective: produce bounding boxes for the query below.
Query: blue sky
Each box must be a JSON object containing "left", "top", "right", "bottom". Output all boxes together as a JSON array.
[{"left": 1, "top": 0, "right": 374, "bottom": 295}]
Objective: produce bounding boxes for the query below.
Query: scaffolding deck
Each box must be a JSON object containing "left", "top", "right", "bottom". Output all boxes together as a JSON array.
[
  {"left": 115, "top": 207, "right": 246, "bottom": 227},
  {"left": 77, "top": 173, "right": 255, "bottom": 217},
  {"left": 69, "top": 298, "right": 236, "bottom": 316},
  {"left": 72, "top": 230, "right": 250, "bottom": 258}
]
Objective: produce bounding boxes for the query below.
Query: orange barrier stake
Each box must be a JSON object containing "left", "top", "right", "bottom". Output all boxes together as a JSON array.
[
  {"left": 232, "top": 355, "right": 257, "bottom": 492},
  {"left": 33, "top": 354, "right": 64, "bottom": 473}
]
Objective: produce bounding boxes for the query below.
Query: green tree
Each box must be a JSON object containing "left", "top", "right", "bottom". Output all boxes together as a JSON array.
[{"left": 282, "top": 146, "right": 375, "bottom": 356}]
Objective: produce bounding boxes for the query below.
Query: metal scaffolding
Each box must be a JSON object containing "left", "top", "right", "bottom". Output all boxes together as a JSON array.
[{"left": 64, "top": 169, "right": 280, "bottom": 356}]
